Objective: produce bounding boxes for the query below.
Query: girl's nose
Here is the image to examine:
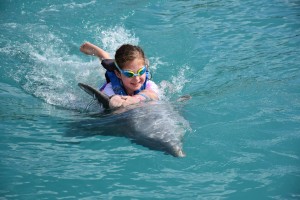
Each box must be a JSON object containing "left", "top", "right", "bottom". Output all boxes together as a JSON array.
[{"left": 132, "top": 75, "right": 140, "bottom": 81}]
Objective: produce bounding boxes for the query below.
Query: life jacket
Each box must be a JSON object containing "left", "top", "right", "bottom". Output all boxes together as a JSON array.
[{"left": 101, "top": 59, "right": 151, "bottom": 95}]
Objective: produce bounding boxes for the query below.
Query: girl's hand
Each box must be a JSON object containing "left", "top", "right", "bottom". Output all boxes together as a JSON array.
[
  {"left": 109, "top": 95, "right": 125, "bottom": 108},
  {"left": 80, "top": 42, "right": 97, "bottom": 56},
  {"left": 121, "top": 96, "right": 141, "bottom": 107},
  {"left": 80, "top": 42, "right": 111, "bottom": 59},
  {"left": 109, "top": 95, "right": 142, "bottom": 108}
]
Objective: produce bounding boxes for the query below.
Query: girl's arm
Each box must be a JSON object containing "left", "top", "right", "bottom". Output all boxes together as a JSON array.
[
  {"left": 136, "top": 89, "right": 159, "bottom": 101},
  {"left": 120, "top": 89, "right": 158, "bottom": 107},
  {"left": 109, "top": 89, "right": 158, "bottom": 108},
  {"left": 80, "top": 42, "right": 111, "bottom": 60}
]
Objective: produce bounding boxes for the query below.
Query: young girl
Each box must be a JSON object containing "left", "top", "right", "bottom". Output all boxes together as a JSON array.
[{"left": 80, "top": 42, "right": 159, "bottom": 108}]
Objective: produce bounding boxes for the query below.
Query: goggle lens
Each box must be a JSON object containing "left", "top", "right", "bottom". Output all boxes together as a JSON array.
[{"left": 122, "top": 66, "right": 146, "bottom": 78}]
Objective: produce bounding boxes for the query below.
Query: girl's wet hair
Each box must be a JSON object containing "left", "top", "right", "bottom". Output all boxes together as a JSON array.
[{"left": 115, "top": 44, "right": 146, "bottom": 69}]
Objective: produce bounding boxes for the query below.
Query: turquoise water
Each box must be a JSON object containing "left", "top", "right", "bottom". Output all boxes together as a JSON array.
[{"left": 1, "top": 0, "right": 300, "bottom": 199}]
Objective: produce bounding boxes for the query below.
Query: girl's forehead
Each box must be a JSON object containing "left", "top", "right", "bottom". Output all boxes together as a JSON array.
[{"left": 123, "top": 59, "right": 145, "bottom": 69}]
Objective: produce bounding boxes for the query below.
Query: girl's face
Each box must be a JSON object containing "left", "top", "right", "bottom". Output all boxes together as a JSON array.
[{"left": 115, "top": 58, "right": 146, "bottom": 95}]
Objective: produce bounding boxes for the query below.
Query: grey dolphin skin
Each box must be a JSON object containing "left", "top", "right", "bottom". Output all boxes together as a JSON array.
[{"left": 78, "top": 83, "right": 188, "bottom": 157}]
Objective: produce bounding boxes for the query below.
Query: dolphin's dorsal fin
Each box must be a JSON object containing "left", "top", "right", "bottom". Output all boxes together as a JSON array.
[{"left": 78, "top": 83, "right": 110, "bottom": 109}]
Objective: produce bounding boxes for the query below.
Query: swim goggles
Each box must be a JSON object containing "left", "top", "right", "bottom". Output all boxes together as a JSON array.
[{"left": 114, "top": 61, "right": 147, "bottom": 78}]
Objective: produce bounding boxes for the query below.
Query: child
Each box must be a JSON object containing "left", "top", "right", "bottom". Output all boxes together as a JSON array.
[{"left": 80, "top": 42, "right": 159, "bottom": 108}]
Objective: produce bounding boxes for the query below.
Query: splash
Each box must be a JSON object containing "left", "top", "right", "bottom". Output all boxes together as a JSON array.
[
  {"left": 159, "top": 65, "right": 192, "bottom": 100},
  {"left": 7, "top": 25, "right": 144, "bottom": 111},
  {"left": 97, "top": 25, "right": 140, "bottom": 55},
  {"left": 12, "top": 32, "right": 98, "bottom": 111}
]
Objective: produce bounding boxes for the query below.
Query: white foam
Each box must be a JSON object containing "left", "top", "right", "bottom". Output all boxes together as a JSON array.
[
  {"left": 63, "top": 1, "right": 96, "bottom": 9},
  {"left": 97, "top": 26, "right": 140, "bottom": 56},
  {"left": 159, "top": 65, "right": 192, "bottom": 100},
  {"left": 5, "top": 30, "right": 101, "bottom": 110},
  {"left": 39, "top": 0, "right": 96, "bottom": 13}
]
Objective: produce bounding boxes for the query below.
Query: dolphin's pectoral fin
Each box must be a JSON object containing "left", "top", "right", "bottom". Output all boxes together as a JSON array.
[{"left": 78, "top": 83, "right": 110, "bottom": 109}]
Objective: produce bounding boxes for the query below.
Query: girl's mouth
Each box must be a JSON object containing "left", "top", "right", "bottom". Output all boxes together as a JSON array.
[{"left": 131, "top": 82, "right": 140, "bottom": 87}]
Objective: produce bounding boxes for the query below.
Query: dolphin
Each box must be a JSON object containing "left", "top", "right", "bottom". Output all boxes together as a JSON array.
[{"left": 78, "top": 83, "right": 189, "bottom": 157}]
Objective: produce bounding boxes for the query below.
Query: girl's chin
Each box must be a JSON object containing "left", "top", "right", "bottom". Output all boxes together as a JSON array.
[{"left": 129, "top": 84, "right": 142, "bottom": 91}]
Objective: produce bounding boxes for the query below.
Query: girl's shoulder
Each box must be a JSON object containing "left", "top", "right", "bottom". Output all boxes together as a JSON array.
[
  {"left": 146, "top": 80, "right": 160, "bottom": 94},
  {"left": 101, "top": 82, "right": 115, "bottom": 97},
  {"left": 146, "top": 80, "right": 157, "bottom": 87}
]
